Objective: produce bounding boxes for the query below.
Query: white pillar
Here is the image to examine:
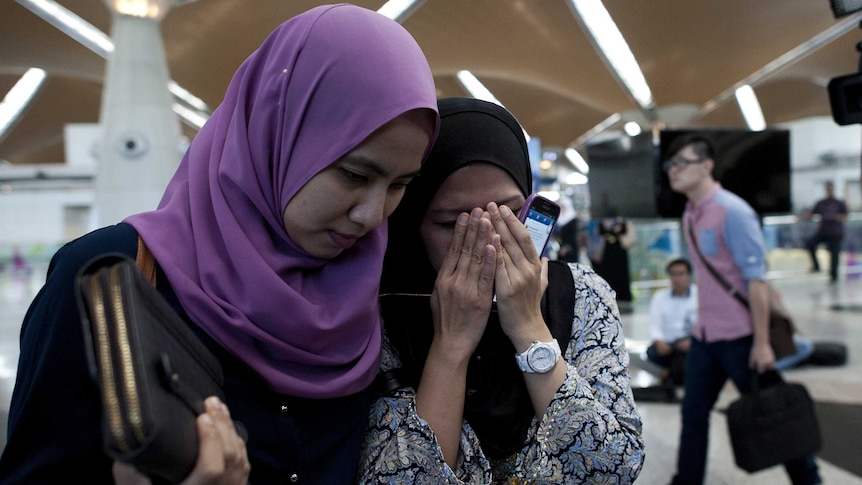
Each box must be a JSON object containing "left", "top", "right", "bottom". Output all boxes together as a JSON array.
[{"left": 95, "top": 1, "right": 182, "bottom": 226}]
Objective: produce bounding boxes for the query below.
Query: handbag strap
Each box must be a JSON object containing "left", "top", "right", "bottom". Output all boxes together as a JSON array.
[
  {"left": 135, "top": 236, "right": 157, "bottom": 287},
  {"left": 749, "top": 369, "right": 783, "bottom": 394},
  {"left": 686, "top": 221, "right": 749, "bottom": 310}
]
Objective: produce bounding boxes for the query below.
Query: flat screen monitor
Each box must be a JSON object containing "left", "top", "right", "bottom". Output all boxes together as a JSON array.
[
  {"left": 657, "top": 129, "right": 792, "bottom": 218},
  {"left": 585, "top": 132, "right": 659, "bottom": 218}
]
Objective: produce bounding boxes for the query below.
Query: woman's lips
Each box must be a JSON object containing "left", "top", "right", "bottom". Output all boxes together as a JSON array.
[{"left": 329, "top": 231, "right": 359, "bottom": 249}]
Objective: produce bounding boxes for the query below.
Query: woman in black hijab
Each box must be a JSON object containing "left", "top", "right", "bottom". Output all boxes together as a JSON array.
[{"left": 358, "top": 98, "right": 643, "bottom": 484}]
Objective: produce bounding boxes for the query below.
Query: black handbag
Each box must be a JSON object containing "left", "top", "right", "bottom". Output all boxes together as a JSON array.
[
  {"left": 726, "top": 370, "right": 822, "bottom": 472},
  {"left": 768, "top": 313, "right": 797, "bottom": 360},
  {"left": 76, "top": 252, "right": 233, "bottom": 483}
]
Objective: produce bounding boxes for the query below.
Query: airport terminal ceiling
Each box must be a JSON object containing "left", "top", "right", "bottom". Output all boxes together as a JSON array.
[{"left": 2, "top": 0, "right": 862, "bottom": 166}]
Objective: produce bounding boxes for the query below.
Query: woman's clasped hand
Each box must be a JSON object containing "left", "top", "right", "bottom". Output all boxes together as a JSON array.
[{"left": 113, "top": 398, "right": 250, "bottom": 485}]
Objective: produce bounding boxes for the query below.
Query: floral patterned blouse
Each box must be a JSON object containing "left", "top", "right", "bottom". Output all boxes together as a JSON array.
[{"left": 358, "top": 263, "right": 644, "bottom": 484}]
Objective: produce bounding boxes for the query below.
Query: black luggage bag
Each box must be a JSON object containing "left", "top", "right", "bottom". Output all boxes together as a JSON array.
[
  {"left": 806, "top": 342, "right": 847, "bottom": 366},
  {"left": 726, "top": 371, "right": 822, "bottom": 473}
]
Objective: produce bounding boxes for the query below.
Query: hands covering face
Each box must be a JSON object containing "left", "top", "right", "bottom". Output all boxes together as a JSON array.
[{"left": 430, "top": 203, "right": 548, "bottom": 360}]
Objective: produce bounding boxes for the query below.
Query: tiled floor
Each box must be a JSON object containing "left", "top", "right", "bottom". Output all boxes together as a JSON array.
[
  {"left": 0, "top": 264, "right": 859, "bottom": 483},
  {"left": 625, "top": 272, "right": 862, "bottom": 484}
]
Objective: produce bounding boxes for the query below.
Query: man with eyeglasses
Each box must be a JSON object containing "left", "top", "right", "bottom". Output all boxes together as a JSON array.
[{"left": 665, "top": 134, "right": 821, "bottom": 485}]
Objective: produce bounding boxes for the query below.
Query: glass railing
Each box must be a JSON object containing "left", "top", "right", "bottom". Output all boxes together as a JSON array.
[
  {"left": 618, "top": 213, "right": 862, "bottom": 290},
  {"left": 5, "top": 214, "right": 862, "bottom": 302}
]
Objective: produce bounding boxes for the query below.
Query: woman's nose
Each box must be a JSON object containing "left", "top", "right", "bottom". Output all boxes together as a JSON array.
[{"left": 350, "top": 192, "right": 388, "bottom": 229}]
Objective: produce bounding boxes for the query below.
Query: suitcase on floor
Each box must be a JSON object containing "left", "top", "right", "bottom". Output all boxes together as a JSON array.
[
  {"left": 806, "top": 342, "right": 847, "bottom": 366},
  {"left": 631, "top": 384, "right": 677, "bottom": 403}
]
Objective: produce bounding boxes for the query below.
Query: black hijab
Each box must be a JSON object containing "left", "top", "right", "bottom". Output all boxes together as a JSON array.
[
  {"left": 381, "top": 97, "right": 532, "bottom": 296},
  {"left": 380, "top": 98, "right": 577, "bottom": 460}
]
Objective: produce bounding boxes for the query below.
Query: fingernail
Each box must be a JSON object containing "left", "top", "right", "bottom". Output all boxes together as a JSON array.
[
  {"left": 200, "top": 414, "right": 214, "bottom": 426},
  {"left": 457, "top": 213, "right": 469, "bottom": 225},
  {"left": 208, "top": 396, "right": 230, "bottom": 416},
  {"left": 470, "top": 208, "right": 482, "bottom": 221},
  {"left": 500, "top": 205, "right": 511, "bottom": 217}
]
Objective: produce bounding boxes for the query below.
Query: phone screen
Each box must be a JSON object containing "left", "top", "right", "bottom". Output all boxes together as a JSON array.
[
  {"left": 519, "top": 194, "right": 560, "bottom": 258},
  {"left": 523, "top": 207, "right": 556, "bottom": 257}
]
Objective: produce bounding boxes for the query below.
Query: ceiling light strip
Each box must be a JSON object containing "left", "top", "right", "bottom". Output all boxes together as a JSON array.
[
  {"left": 171, "top": 103, "right": 207, "bottom": 130},
  {"left": 564, "top": 147, "right": 590, "bottom": 174},
  {"left": 377, "top": 0, "right": 427, "bottom": 22},
  {"left": 17, "top": 0, "right": 114, "bottom": 57},
  {"left": 167, "top": 81, "right": 209, "bottom": 113},
  {"left": 455, "top": 70, "right": 506, "bottom": 107},
  {"left": 697, "top": 11, "right": 862, "bottom": 120},
  {"left": 566, "top": 0, "right": 656, "bottom": 119},
  {"left": 0, "top": 68, "right": 47, "bottom": 142},
  {"left": 735, "top": 85, "right": 766, "bottom": 131},
  {"left": 16, "top": 0, "right": 212, "bottom": 125},
  {"left": 456, "top": 70, "right": 532, "bottom": 142},
  {"left": 570, "top": 112, "right": 622, "bottom": 149}
]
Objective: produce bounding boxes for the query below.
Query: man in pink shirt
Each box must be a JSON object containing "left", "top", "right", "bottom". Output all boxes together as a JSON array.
[{"left": 665, "top": 134, "right": 820, "bottom": 485}]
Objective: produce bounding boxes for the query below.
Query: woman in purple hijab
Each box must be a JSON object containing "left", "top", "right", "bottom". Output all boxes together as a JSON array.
[{"left": 0, "top": 4, "right": 438, "bottom": 484}]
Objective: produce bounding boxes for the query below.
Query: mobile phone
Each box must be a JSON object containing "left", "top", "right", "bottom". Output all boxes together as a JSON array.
[
  {"left": 518, "top": 193, "right": 561, "bottom": 258},
  {"left": 492, "top": 194, "right": 560, "bottom": 303}
]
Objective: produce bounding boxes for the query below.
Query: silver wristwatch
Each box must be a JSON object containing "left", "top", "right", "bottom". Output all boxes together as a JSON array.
[{"left": 515, "top": 339, "right": 561, "bottom": 373}]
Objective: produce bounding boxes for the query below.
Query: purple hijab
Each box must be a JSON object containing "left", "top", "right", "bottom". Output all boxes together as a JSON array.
[{"left": 126, "top": 4, "right": 438, "bottom": 399}]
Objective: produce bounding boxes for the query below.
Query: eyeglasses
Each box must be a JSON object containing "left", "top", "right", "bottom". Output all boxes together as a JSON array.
[{"left": 662, "top": 156, "right": 705, "bottom": 172}]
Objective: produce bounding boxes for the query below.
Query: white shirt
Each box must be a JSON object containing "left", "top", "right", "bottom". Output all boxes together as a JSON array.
[{"left": 648, "top": 283, "right": 698, "bottom": 342}]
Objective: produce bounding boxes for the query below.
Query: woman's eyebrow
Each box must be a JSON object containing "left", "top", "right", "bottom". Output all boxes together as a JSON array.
[
  {"left": 426, "top": 195, "right": 524, "bottom": 218},
  {"left": 497, "top": 195, "right": 524, "bottom": 207},
  {"left": 425, "top": 207, "right": 466, "bottom": 218},
  {"left": 341, "top": 154, "right": 422, "bottom": 179}
]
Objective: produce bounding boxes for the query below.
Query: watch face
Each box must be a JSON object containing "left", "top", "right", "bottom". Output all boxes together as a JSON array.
[{"left": 529, "top": 345, "right": 556, "bottom": 372}]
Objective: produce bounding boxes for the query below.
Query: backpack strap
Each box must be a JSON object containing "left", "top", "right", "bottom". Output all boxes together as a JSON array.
[{"left": 544, "top": 260, "right": 576, "bottom": 355}]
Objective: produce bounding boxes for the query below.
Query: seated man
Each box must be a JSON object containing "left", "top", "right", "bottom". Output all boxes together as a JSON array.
[{"left": 646, "top": 258, "right": 697, "bottom": 385}]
